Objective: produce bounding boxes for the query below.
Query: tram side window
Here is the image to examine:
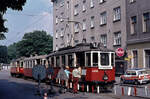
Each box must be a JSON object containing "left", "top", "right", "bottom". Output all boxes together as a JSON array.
[
  {"left": 21, "top": 62, "right": 23, "bottom": 68},
  {"left": 68, "top": 55, "right": 73, "bottom": 67},
  {"left": 33, "top": 60, "right": 35, "bottom": 66},
  {"left": 86, "top": 53, "right": 91, "bottom": 67},
  {"left": 93, "top": 53, "right": 98, "bottom": 66},
  {"left": 111, "top": 53, "right": 114, "bottom": 66},
  {"left": 56, "top": 57, "right": 60, "bottom": 67},
  {"left": 100, "top": 53, "right": 109, "bottom": 66},
  {"left": 44, "top": 60, "right": 46, "bottom": 65},
  {"left": 62, "top": 56, "right": 66, "bottom": 66},
  {"left": 51, "top": 57, "right": 54, "bottom": 66},
  {"left": 17, "top": 61, "right": 19, "bottom": 67}
]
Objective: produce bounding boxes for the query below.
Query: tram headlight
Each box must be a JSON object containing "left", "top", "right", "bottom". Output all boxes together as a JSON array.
[{"left": 103, "top": 72, "right": 108, "bottom": 81}]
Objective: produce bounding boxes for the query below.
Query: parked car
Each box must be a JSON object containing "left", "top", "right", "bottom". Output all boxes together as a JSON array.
[{"left": 120, "top": 68, "right": 150, "bottom": 85}]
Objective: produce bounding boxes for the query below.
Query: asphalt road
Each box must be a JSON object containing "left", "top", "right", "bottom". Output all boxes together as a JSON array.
[{"left": 0, "top": 70, "right": 147, "bottom": 99}]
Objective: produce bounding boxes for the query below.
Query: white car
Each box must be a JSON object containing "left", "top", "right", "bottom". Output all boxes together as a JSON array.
[{"left": 120, "top": 69, "right": 150, "bottom": 84}]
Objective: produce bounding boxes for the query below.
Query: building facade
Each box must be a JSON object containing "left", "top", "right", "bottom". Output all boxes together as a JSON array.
[
  {"left": 126, "top": 0, "right": 150, "bottom": 69},
  {"left": 51, "top": 0, "right": 128, "bottom": 75}
]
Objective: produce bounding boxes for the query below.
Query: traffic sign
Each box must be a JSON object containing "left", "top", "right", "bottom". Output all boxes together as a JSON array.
[
  {"left": 32, "top": 65, "right": 46, "bottom": 80},
  {"left": 116, "top": 48, "right": 124, "bottom": 57}
]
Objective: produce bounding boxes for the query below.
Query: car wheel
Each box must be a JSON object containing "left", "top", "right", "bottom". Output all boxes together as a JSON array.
[
  {"left": 134, "top": 80, "right": 139, "bottom": 85},
  {"left": 120, "top": 79, "right": 124, "bottom": 84}
]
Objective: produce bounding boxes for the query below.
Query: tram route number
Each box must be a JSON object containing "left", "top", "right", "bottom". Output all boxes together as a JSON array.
[{"left": 92, "top": 70, "right": 98, "bottom": 72}]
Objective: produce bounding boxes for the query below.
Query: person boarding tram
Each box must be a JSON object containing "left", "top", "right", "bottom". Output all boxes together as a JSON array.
[{"left": 72, "top": 66, "right": 82, "bottom": 94}]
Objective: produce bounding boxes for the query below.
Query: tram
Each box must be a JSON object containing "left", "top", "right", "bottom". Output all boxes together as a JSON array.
[
  {"left": 10, "top": 55, "right": 47, "bottom": 78},
  {"left": 10, "top": 57, "right": 24, "bottom": 77},
  {"left": 47, "top": 42, "right": 115, "bottom": 91},
  {"left": 23, "top": 55, "right": 47, "bottom": 78}
]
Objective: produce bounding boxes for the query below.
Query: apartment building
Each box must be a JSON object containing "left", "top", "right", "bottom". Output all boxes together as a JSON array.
[
  {"left": 51, "top": 0, "right": 127, "bottom": 75},
  {"left": 126, "top": 0, "right": 150, "bottom": 69}
]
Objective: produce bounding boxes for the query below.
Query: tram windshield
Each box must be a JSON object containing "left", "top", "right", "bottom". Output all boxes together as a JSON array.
[
  {"left": 100, "top": 53, "right": 109, "bottom": 66},
  {"left": 86, "top": 53, "right": 91, "bottom": 67},
  {"left": 93, "top": 53, "right": 98, "bottom": 66}
]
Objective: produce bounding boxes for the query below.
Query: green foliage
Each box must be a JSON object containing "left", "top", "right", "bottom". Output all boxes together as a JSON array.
[
  {"left": 7, "top": 43, "right": 17, "bottom": 62},
  {"left": 0, "top": 0, "right": 26, "bottom": 39},
  {"left": 16, "top": 30, "right": 53, "bottom": 57},
  {"left": 0, "top": 45, "right": 8, "bottom": 63}
]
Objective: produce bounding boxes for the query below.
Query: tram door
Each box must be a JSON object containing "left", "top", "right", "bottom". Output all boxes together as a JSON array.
[{"left": 76, "top": 52, "right": 85, "bottom": 67}]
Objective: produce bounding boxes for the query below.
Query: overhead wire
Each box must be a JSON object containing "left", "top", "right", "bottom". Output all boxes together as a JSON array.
[{"left": 2, "top": 14, "right": 49, "bottom": 45}]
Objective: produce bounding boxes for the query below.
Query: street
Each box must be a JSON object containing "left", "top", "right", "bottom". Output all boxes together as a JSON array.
[{"left": 0, "top": 70, "right": 148, "bottom": 99}]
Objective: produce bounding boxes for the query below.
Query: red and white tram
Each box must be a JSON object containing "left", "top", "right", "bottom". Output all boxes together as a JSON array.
[
  {"left": 10, "top": 55, "right": 47, "bottom": 78},
  {"left": 23, "top": 55, "right": 47, "bottom": 78},
  {"left": 10, "top": 57, "right": 24, "bottom": 77},
  {"left": 47, "top": 43, "right": 115, "bottom": 91}
]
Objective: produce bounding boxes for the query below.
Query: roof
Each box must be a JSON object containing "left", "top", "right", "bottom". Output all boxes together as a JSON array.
[
  {"left": 47, "top": 42, "right": 114, "bottom": 57},
  {"left": 24, "top": 55, "right": 47, "bottom": 61}
]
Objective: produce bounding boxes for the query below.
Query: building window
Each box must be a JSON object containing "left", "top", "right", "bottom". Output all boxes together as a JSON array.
[
  {"left": 67, "top": 34, "right": 69, "bottom": 46},
  {"left": 55, "top": 30, "right": 58, "bottom": 39},
  {"left": 90, "top": 0, "right": 94, "bottom": 8},
  {"left": 60, "top": 28, "right": 64, "bottom": 37},
  {"left": 56, "top": 45, "right": 58, "bottom": 51},
  {"left": 99, "top": 0, "right": 105, "bottom": 4},
  {"left": 74, "top": 40, "right": 79, "bottom": 44},
  {"left": 114, "top": 31, "right": 121, "bottom": 46},
  {"left": 91, "top": 36, "right": 95, "bottom": 42},
  {"left": 83, "top": 19, "right": 86, "bottom": 31},
  {"left": 129, "top": 0, "right": 136, "bottom": 3},
  {"left": 60, "top": 2, "right": 64, "bottom": 7},
  {"left": 113, "top": 7, "right": 121, "bottom": 21},
  {"left": 74, "top": 4, "right": 79, "bottom": 16},
  {"left": 132, "top": 50, "right": 138, "bottom": 68},
  {"left": 142, "top": 12, "right": 150, "bottom": 33},
  {"left": 82, "top": 3, "right": 86, "bottom": 12},
  {"left": 100, "top": 12, "right": 107, "bottom": 25},
  {"left": 145, "top": 50, "right": 150, "bottom": 68},
  {"left": 100, "top": 35, "right": 107, "bottom": 47},
  {"left": 67, "top": 1, "right": 69, "bottom": 9},
  {"left": 130, "top": 16, "right": 137, "bottom": 34},
  {"left": 74, "top": 22, "right": 79, "bottom": 33},
  {"left": 60, "top": 12, "right": 64, "bottom": 22},
  {"left": 90, "top": 16, "right": 94, "bottom": 28},
  {"left": 56, "top": 16, "right": 58, "bottom": 24}
]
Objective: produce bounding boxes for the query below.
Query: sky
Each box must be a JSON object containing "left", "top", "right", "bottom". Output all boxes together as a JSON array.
[{"left": 0, "top": 0, "right": 53, "bottom": 46}]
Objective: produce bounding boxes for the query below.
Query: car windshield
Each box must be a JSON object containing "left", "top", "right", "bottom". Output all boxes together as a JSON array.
[
  {"left": 139, "top": 71, "right": 147, "bottom": 74},
  {"left": 126, "top": 71, "right": 136, "bottom": 75}
]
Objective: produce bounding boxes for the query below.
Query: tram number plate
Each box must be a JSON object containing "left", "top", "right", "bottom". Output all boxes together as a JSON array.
[{"left": 92, "top": 70, "right": 98, "bottom": 72}]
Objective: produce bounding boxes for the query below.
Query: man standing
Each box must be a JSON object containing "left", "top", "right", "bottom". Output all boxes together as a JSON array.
[
  {"left": 72, "top": 67, "right": 81, "bottom": 93},
  {"left": 57, "top": 66, "right": 68, "bottom": 93},
  {"left": 64, "top": 66, "right": 70, "bottom": 90}
]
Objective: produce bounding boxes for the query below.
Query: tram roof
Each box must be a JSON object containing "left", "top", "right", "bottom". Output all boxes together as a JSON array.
[
  {"left": 24, "top": 55, "right": 47, "bottom": 61},
  {"left": 47, "top": 43, "right": 113, "bottom": 57}
]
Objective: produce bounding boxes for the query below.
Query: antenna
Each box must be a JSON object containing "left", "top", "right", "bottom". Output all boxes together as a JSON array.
[{"left": 56, "top": 17, "right": 86, "bottom": 47}]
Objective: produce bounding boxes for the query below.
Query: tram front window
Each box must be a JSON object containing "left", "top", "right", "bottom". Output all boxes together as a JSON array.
[
  {"left": 86, "top": 53, "right": 91, "bottom": 67},
  {"left": 111, "top": 53, "right": 115, "bottom": 66},
  {"left": 93, "top": 53, "right": 98, "bottom": 66},
  {"left": 100, "top": 53, "right": 109, "bottom": 66}
]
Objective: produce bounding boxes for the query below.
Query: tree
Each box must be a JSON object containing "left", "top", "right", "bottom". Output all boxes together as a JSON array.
[
  {"left": 7, "top": 43, "right": 17, "bottom": 62},
  {"left": 16, "top": 30, "right": 53, "bottom": 57},
  {"left": 0, "top": 45, "right": 8, "bottom": 63},
  {"left": 0, "top": 0, "right": 26, "bottom": 39}
]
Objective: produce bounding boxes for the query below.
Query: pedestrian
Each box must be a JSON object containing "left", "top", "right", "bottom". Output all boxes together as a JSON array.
[
  {"left": 47, "top": 62, "right": 54, "bottom": 92},
  {"left": 57, "top": 66, "right": 68, "bottom": 93},
  {"left": 64, "top": 66, "right": 71, "bottom": 90},
  {"left": 72, "top": 66, "right": 82, "bottom": 94}
]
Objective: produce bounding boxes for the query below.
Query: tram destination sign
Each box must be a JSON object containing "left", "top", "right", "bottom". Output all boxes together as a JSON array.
[{"left": 116, "top": 48, "right": 124, "bottom": 57}]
